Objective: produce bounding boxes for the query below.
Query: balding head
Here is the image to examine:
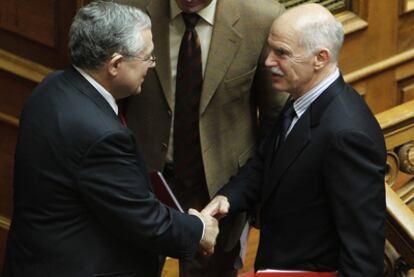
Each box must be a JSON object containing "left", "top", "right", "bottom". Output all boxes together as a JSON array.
[
  {"left": 273, "top": 4, "right": 344, "bottom": 62},
  {"left": 264, "top": 4, "right": 344, "bottom": 98}
]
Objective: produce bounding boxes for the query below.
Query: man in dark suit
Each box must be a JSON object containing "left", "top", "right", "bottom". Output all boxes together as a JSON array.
[
  {"left": 114, "top": 0, "right": 287, "bottom": 276},
  {"left": 2, "top": 2, "right": 218, "bottom": 277},
  {"left": 204, "top": 4, "right": 387, "bottom": 276}
]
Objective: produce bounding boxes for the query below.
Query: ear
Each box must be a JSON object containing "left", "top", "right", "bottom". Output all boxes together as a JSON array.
[
  {"left": 107, "top": 54, "right": 123, "bottom": 77},
  {"left": 314, "top": 48, "right": 330, "bottom": 70}
]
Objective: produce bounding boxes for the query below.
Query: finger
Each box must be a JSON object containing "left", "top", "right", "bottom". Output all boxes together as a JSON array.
[
  {"left": 188, "top": 208, "right": 198, "bottom": 215},
  {"left": 201, "top": 204, "right": 218, "bottom": 216}
]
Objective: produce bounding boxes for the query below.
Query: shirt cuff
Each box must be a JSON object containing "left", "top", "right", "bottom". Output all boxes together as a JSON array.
[{"left": 191, "top": 213, "right": 206, "bottom": 242}]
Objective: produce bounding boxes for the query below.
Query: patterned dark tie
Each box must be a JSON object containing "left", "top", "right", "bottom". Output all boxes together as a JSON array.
[
  {"left": 173, "top": 13, "right": 209, "bottom": 210},
  {"left": 275, "top": 98, "right": 296, "bottom": 152}
]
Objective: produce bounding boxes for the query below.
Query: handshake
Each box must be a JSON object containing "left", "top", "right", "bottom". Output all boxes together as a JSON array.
[{"left": 188, "top": 195, "right": 230, "bottom": 256}]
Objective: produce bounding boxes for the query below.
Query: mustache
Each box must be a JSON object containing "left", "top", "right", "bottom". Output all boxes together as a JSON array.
[{"left": 270, "top": 67, "right": 284, "bottom": 76}]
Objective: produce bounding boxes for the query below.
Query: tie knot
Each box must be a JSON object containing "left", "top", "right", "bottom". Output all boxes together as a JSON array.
[
  {"left": 284, "top": 98, "right": 296, "bottom": 119},
  {"left": 182, "top": 13, "right": 199, "bottom": 30}
]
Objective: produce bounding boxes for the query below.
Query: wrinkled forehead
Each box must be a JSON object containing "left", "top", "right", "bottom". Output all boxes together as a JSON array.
[{"left": 268, "top": 21, "right": 300, "bottom": 46}]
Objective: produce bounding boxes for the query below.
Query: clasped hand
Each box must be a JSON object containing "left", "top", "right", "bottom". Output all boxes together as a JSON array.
[{"left": 188, "top": 195, "right": 230, "bottom": 256}]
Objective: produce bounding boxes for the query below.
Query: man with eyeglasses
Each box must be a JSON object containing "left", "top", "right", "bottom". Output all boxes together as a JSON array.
[
  {"left": 3, "top": 2, "right": 219, "bottom": 277},
  {"left": 115, "top": 0, "right": 288, "bottom": 275}
]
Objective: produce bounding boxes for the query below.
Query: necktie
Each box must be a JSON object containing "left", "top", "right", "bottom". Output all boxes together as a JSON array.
[
  {"left": 118, "top": 111, "right": 127, "bottom": 127},
  {"left": 275, "top": 98, "right": 296, "bottom": 151},
  {"left": 172, "top": 13, "right": 209, "bottom": 209}
]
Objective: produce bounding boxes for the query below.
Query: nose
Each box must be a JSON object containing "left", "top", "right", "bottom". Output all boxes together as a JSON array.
[{"left": 265, "top": 51, "right": 277, "bottom": 68}]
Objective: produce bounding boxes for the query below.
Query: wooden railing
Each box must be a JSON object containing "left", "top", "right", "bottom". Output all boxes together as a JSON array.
[{"left": 376, "top": 100, "right": 414, "bottom": 276}]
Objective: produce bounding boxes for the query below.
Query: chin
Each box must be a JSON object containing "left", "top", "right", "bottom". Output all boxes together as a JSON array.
[{"left": 271, "top": 83, "right": 285, "bottom": 92}]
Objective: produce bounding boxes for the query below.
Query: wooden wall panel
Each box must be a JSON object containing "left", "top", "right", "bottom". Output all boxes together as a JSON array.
[
  {"left": 0, "top": 227, "right": 9, "bottom": 270},
  {"left": 0, "top": 121, "right": 17, "bottom": 219},
  {"left": 0, "top": 1, "right": 77, "bottom": 69},
  {"left": 339, "top": 1, "right": 399, "bottom": 73},
  {"left": 337, "top": 0, "right": 414, "bottom": 115},
  {"left": 0, "top": 0, "right": 56, "bottom": 47},
  {"left": 0, "top": 70, "right": 36, "bottom": 118},
  {"left": 398, "top": 12, "right": 414, "bottom": 51},
  {"left": 364, "top": 72, "right": 399, "bottom": 114}
]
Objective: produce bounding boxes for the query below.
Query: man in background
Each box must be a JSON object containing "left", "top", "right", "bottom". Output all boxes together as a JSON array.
[
  {"left": 3, "top": 2, "right": 218, "bottom": 277},
  {"left": 205, "top": 4, "right": 387, "bottom": 276},
  {"left": 115, "top": 0, "right": 287, "bottom": 275}
]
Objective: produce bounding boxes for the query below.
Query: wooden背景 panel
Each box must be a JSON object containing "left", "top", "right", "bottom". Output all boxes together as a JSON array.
[
  {"left": 0, "top": 69, "right": 37, "bottom": 118},
  {"left": 0, "top": 0, "right": 56, "bottom": 47},
  {"left": 0, "top": 121, "right": 17, "bottom": 220},
  {"left": 0, "top": 1, "right": 78, "bottom": 69}
]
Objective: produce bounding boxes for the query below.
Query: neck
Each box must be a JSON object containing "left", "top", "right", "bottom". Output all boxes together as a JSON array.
[
  {"left": 83, "top": 68, "right": 115, "bottom": 98},
  {"left": 293, "top": 63, "right": 337, "bottom": 99}
]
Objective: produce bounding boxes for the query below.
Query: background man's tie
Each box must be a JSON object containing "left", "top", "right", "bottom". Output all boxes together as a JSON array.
[{"left": 173, "top": 13, "right": 209, "bottom": 210}]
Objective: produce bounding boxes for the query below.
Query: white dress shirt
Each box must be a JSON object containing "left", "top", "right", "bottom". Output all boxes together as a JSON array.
[
  {"left": 74, "top": 66, "right": 118, "bottom": 115},
  {"left": 286, "top": 67, "right": 340, "bottom": 137}
]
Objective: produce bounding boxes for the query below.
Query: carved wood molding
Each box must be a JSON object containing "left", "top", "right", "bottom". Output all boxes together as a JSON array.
[
  {"left": 400, "top": 0, "right": 414, "bottom": 14},
  {"left": 0, "top": 216, "right": 10, "bottom": 231},
  {"left": 386, "top": 151, "right": 400, "bottom": 187},
  {"left": 0, "top": 49, "right": 52, "bottom": 83},
  {"left": 336, "top": 10, "right": 368, "bottom": 34},
  {"left": 386, "top": 185, "right": 414, "bottom": 267},
  {"left": 376, "top": 100, "right": 414, "bottom": 150},
  {"left": 398, "top": 142, "right": 414, "bottom": 175},
  {"left": 345, "top": 49, "right": 414, "bottom": 84},
  {"left": 0, "top": 112, "right": 19, "bottom": 127}
]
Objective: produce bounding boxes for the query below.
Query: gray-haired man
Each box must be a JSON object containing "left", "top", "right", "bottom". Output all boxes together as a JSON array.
[{"left": 3, "top": 2, "right": 218, "bottom": 276}]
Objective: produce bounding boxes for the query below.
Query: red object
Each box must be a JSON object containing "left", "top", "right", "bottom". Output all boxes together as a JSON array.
[
  {"left": 255, "top": 271, "right": 336, "bottom": 277},
  {"left": 118, "top": 111, "right": 127, "bottom": 127},
  {"left": 149, "top": 171, "right": 183, "bottom": 212}
]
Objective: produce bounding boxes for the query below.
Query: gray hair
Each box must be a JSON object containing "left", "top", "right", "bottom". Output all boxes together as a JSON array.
[
  {"left": 299, "top": 18, "right": 344, "bottom": 63},
  {"left": 69, "top": 1, "right": 151, "bottom": 69}
]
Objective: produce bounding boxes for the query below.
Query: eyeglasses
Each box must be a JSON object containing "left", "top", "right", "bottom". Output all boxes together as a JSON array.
[{"left": 127, "top": 53, "right": 156, "bottom": 64}]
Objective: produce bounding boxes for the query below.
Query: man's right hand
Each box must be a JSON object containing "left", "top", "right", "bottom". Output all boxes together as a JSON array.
[
  {"left": 188, "top": 208, "right": 219, "bottom": 256},
  {"left": 201, "top": 195, "right": 230, "bottom": 219}
]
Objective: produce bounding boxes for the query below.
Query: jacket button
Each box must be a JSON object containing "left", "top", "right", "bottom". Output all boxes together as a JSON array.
[
  {"left": 161, "top": 143, "right": 168, "bottom": 150},
  {"left": 167, "top": 110, "right": 172, "bottom": 117}
]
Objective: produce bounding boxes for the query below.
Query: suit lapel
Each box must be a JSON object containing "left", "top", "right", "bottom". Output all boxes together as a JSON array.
[
  {"left": 261, "top": 74, "right": 345, "bottom": 203},
  {"left": 262, "top": 112, "right": 312, "bottom": 202},
  {"left": 200, "top": 0, "right": 241, "bottom": 115},
  {"left": 147, "top": 0, "right": 173, "bottom": 110}
]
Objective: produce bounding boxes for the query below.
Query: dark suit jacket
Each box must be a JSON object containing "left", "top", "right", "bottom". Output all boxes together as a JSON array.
[
  {"left": 219, "top": 75, "right": 387, "bottom": 276},
  {"left": 3, "top": 67, "right": 203, "bottom": 277}
]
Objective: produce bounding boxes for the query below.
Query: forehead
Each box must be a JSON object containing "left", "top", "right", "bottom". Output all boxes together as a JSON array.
[
  {"left": 140, "top": 29, "right": 153, "bottom": 47},
  {"left": 268, "top": 23, "right": 299, "bottom": 49}
]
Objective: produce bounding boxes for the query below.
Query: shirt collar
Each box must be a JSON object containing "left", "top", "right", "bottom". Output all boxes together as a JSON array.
[
  {"left": 73, "top": 66, "right": 118, "bottom": 115},
  {"left": 292, "top": 67, "right": 340, "bottom": 118},
  {"left": 170, "top": 0, "right": 217, "bottom": 25}
]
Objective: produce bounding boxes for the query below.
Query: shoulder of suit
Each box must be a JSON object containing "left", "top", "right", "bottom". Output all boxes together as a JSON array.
[{"left": 237, "top": 0, "right": 285, "bottom": 22}]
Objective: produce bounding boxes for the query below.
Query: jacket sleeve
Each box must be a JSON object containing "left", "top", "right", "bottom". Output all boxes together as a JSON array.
[
  {"left": 323, "top": 130, "right": 386, "bottom": 277},
  {"left": 76, "top": 130, "right": 203, "bottom": 258}
]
